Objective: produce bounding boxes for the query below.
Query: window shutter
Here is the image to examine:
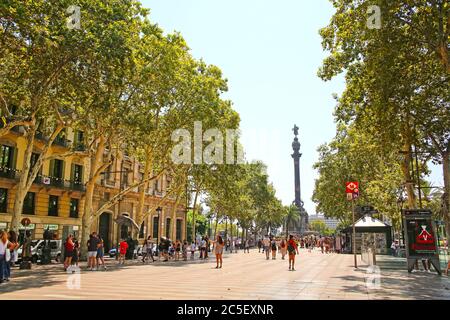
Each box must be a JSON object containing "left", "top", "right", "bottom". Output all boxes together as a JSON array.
[
  {"left": 70, "top": 163, "right": 75, "bottom": 182},
  {"left": 61, "top": 160, "right": 65, "bottom": 180},
  {"left": 49, "top": 159, "right": 55, "bottom": 177},
  {"left": 11, "top": 147, "right": 17, "bottom": 170}
]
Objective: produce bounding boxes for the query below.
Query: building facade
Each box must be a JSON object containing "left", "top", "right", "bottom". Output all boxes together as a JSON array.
[
  {"left": 0, "top": 126, "right": 185, "bottom": 251},
  {"left": 308, "top": 214, "right": 340, "bottom": 230}
]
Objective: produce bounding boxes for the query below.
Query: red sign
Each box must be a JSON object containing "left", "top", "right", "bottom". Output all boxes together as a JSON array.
[
  {"left": 21, "top": 217, "right": 31, "bottom": 227},
  {"left": 346, "top": 181, "right": 359, "bottom": 193},
  {"left": 346, "top": 181, "right": 359, "bottom": 200}
]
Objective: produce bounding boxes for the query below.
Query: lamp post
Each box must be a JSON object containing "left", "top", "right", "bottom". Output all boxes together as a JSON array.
[
  {"left": 156, "top": 206, "right": 162, "bottom": 250},
  {"left": 397, "top": 193, "right": 406, "bottom": 248}
]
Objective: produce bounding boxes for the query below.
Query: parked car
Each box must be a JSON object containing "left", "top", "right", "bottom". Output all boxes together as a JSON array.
[
  {"left": 17, "top": 240, "right": 62, "bottom": 264},
  {"left": 109, "top": 244, "right": 143, "bottom": 259}
]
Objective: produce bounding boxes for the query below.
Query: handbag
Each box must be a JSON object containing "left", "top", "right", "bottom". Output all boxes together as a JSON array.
[{"left": 5, "top": 248, "right": 11, "bottom": 262}]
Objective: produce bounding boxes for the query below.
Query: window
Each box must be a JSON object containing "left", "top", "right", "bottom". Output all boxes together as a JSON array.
[
  {"left": 48, "top": 195, "right": 59, "bottom": 216},
  {"left": 165, "top": 218, "right": 171, "bottom": 238},
  {"left": 139, "top": 222, "right": 145, "bottom": 238},
  {"left": 0, "top": 188, "right": 7, "bottom": 213},
  {"left": 0, "top": 145, "right": 14, "bottom": 178},
  {"left": 153, "top": 216, "right": 159, "bottom": 239},
  {"left": 72, "top": 164, "right": 83, "bottom": 184},
  {"left": 70, "top": 198, "right": 79, "bottom": 218},
  {"left": 51, "top": 159, "right": 64, "bottom": 178},
  {"left": 74, "top": 130, "right": 84, "bottom": 148},
  {"left": 23, "top": 192, "right": 35, "bottom": 215},
  {"left": 30, "top": 153, "right": 39, "bottom": 171},
  {"left": 176, "top": 219, "right": 182, "bottom": 241}
]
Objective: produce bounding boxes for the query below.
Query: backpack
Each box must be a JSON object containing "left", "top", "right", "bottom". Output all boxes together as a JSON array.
[{"left": 287, "top": 242, "right": 295, "bottom": 253}]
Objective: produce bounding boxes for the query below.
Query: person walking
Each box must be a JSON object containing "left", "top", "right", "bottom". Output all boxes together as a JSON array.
[
  {"left": 319, "top": 236, "right": 324, "bottom": 254},
  {"left": 6, "top": 231, "right": 19, "bottom": 281},
  {"left": 63, "top": 234, "right": 74, "bottom": 271},
  {"left": 190, "top": 241, "right": 196, "bottom": 260},
  {"left": 71, "top": 240, "right": 79, "bottom": 268},
  {"left": 258, "top": 239, "right": 262, "bottom": 253},
  {"left": 288, "top": 235, "right": 299, "bottom": 271},
  {"left": 87, "top": 232, "right": 100, "bottom": 271},
  {"left": 263, "top": 235, "right": 271, "bottom": 260},
  {"left": 244, "top": 239, "right": 250, "bottom": 253},
  {"left": 118, "top": 238, "right": 128, "bottom": 265},
  {"left": 271, "top": 238, "right": 277, "bottom": 260},
  {"left": 204, "top": 235, "right": 210, "bottom": 259},
  {"left": 142, "top": 239, "right": 149, "bottom": 263},
  {"left": 147, "top": 237, "right": 156, "bottom": 262},
  {"left": 211, "top": 235, "right": 225, "bottom": 269},
  {"left": 182, "top": 240, "right": 188, "bottom": 261},
  {"left": 175, "top": 240, "right": 181, "bottom": 261},
  {"left": 0, "top": 230, "right": 13, "bottom": 283},
  {"left": 280, "top": 239, "right": 287, "bottom": 260},
  {"left": 200, "top": 237, "right": 206, "bottom": 259},
  {"left": 96, "top": 236, "right": 106, "bottom": 270}
]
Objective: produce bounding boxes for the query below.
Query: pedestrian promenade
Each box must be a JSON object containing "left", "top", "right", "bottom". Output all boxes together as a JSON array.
[{"left": 1, "top": 249, "right": 449, "bottom": 300}]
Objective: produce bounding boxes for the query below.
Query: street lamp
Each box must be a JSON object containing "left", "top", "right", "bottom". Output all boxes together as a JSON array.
[
  {"left": 396, "top": 193, "right": 406, "bottom": 247},
  {"left": 156, "top": 206, "right": 162, "bottom": 250}
]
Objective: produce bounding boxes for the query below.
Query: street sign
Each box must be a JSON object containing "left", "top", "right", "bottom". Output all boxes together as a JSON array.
[
  {"left": 346, "top": 181, "right": 359, "bottom": 200},
  {"left": 346, "top": 181, "right": 358, "bottom": 194},
  {"left": 21, "top": 217, "right": 31, "bottom": 227}
]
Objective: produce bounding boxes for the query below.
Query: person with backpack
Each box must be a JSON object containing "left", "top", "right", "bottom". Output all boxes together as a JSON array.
[
  {"left": 271, "top": 238, "right": 278, "bottom": 260},
  {"left": 287, "top": 235, "right": 299, "bottom": 271}
]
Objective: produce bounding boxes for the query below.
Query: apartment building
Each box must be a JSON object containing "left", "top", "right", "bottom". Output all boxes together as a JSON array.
[{"left": 0, "top": 126, "right": 185, "bottom": 251}]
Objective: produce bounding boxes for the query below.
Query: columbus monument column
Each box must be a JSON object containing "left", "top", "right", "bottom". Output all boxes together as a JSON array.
[{"left": 291, "top": 125, "right": 307, "bottom": 234}]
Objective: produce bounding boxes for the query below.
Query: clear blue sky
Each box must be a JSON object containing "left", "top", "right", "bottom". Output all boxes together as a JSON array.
[{"left": 142, "top": 0, "right": 443, "bottom": 215}]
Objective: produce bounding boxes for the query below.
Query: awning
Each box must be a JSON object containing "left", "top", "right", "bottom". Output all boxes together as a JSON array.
[{"left": 114, "top": 214, "right": 140, "bottom": 231}]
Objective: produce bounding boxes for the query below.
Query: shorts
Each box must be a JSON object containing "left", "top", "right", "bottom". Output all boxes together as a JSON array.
[
  {"left": 96, "top": 249, "right": 104, "bottom": 258},
  {"left": 64, "top": 251, "right": 73, "bottom": 259},
  {"left": 88, "top": 251, "right": 97, "bottom": 258}
]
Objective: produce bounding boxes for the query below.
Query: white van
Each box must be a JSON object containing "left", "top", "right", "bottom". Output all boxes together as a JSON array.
[{"left": 17, "top": 240, "right": 62, "bottom": 263}]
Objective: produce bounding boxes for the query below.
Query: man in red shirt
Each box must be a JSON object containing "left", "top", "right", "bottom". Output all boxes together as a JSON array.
[
  {"left": 287, "top": 235, "right": 299, "bottom": 271},
  {"left": 118, "top": 239, "right": 128, "bottom": 265}
]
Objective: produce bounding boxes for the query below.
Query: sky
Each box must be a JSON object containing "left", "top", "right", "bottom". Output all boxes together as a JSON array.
[{"left": 142, "top": 0, "right": 443, "bottom": 216}]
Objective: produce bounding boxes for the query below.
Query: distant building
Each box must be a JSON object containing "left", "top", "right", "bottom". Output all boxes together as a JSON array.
[{"left": 308, "top": 214, "right": 339, "bottom": 230}]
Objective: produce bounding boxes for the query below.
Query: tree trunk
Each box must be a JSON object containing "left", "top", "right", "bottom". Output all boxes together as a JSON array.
[
  {"left": 80, "top": 136, "right": 106, "bottom": 260},
  {"left": 191, "top": 190, "right": 199, "bottom": 241},
  {"left": 442, "top": 146, "right": 450, "bottom": 255},
  {"left": 136, "top": 154, "right": 152, "bottom": 238},
  {"left": 225, "top": 216, "right": 228, "bottom": 244},
  {"left": 171, "top": 194, "right": 181, "bottom": 241},
  {"left": 401, "top": 121, "right": 417, "bottom": 209},
  {"left": 214, "top": 214, "right": 219, "bottom": 239},
  {"left": 10, "top": 125, "right": 36, "bottom": 231},
  {"left": 11, "top": 121, "right": 64, "bottom": 231}
]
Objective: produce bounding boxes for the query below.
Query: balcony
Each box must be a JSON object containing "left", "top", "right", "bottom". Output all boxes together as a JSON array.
[
  {"left": 73, "top": 142, "right": 86, "bottom": 151},
  {"left": 35, "top": 131, "right": 49, "bottom": 142},
  {"left": 34, "top": 175, "right": 86, "bottom": 192},
  {"left": 54, "top": 137, "right": 70, "bottom": 148},
  {"left": 0, "top": 166, "right": 20, "bottom": 180}
]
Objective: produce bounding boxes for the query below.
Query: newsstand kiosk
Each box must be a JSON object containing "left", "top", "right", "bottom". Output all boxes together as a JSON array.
[{"left": 402, "top": 209, "right": 441, "bottom": 275}]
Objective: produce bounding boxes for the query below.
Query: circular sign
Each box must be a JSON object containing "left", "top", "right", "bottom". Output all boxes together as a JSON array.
[{"left": 21, "top": 217, "right": 31, "bottom": 227}]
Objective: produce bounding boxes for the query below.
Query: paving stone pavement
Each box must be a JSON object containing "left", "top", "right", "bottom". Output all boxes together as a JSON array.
[{"left": 1, "top": 249, "right": 449, "bottom": 300}]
